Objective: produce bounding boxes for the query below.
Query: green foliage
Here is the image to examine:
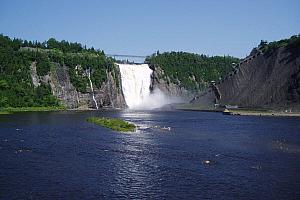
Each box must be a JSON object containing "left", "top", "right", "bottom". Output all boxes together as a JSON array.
[
  {"left": 111, "top": 64, "right": 121, "bottom": 89},
  {"left": 69, "top": 66, "right": 88, "bottom": 93},
  {"left": 0, "top": 96, "right": 8, "bottom": 107},
  {"left": 91, "top": 69, "right": 107, "bottom": 88},
  {"left": 0, "top": 34, "right": 114, "bottom": 108},
  {"left": 0, "top": 79, "right": 9, "bottom": 89},
  {"left": 87, "top": 117, "right": 136, "bottom": 132},
  {"left": 36, "top": 53, "right": 51, "bottom": 76},
  {"left": 0, "top": 34, "right": 60, "bottom": 108},
  {"left": 0, "top": 110, "right": 11, "bottom": 115},
  {"left": 1, "top": 106, "right": 65, "bottom": 113},
  {"left": 146, "top": 52, "right": 239, "bottom": 90},
  {"left": 34, "top": 83, "right": 59, "bottom": 106},
  {"left": 259, "top": 34, "right": 300, "bottom": 55}
]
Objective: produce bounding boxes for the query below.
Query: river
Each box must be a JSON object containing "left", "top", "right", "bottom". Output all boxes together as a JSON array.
[{"left": 0, "top": 110, "right": 300, "bottom": 199}]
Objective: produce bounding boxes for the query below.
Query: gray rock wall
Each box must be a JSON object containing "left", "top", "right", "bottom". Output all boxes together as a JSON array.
[
  {"left": 150, "top": 66, "right": 194, "bottom": 101},
  {"left": 193, "top": 46, "right": 300, "bottom": 110},
  {"left": 30, "top": 63, "right": 126, "bottom": 109}
]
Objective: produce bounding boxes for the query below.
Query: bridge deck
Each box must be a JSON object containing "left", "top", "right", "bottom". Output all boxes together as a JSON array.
[{"left": 106, "top": 54, "right": 147, "bottom": 58}]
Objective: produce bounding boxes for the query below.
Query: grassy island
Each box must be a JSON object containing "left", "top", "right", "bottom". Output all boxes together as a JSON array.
[{"left": 87, "top": 117, "right": 136, "bottom": 132}]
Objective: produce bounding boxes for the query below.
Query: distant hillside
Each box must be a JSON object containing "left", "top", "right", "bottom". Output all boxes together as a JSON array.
[
  {"left": 191, "top": 34, "right": 300, "bottom": 110},
  {"left": 146, "top": 51, "right": 239, "bottom": 91}
]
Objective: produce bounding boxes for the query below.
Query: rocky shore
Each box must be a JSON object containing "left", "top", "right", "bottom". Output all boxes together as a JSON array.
[{"left": 224, "top": 109, "right": 300, "bottom": 117}]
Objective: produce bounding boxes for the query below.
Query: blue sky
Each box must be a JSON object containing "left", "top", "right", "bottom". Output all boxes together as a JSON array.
[{"left": 0, "top": 0, "right": 299, "bottom": 58}]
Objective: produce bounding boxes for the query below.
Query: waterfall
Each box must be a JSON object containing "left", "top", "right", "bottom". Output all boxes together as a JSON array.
[
  {"left": 86, "top": 68, "right": 99, "bottom": 109},
  {"left": 117, "top": 63, "right": 179, "bottom": 109},
  {"left": 118, "top": 63, "right": 152, "bottom": 109}
]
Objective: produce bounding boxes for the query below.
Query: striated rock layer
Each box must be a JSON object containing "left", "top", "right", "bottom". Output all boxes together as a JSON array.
[{"left": 192, "top": 45, "right": 300, "bottom": 110}]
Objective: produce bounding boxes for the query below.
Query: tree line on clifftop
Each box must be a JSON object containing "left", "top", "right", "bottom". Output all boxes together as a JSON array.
[{"left": 146, "top": 52, "right": 239, "bottom": 90}]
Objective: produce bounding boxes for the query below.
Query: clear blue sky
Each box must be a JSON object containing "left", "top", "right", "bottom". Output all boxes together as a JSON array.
[{"left": 1, "top": 0, "right": 299, "bottom": 58}]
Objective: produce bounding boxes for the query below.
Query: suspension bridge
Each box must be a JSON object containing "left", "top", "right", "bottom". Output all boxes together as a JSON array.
[
  {"left": 106, "top": 54, "right": 148, "bottom": 64},
  {"left": 106, "top": 54, "right": 147, "bottom": 58}
]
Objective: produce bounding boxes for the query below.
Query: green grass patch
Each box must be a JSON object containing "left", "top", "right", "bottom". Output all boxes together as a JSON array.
[
  {"left": 1, "top": 106, "right": 66, "bottom": 113},
  {"left": 0, "top": 111, "right": 11, "bottom": 115},
  {"left": 87, "top": 117, "right": 136, "bottom": 132}
]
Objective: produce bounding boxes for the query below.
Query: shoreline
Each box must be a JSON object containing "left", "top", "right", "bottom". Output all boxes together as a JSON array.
[
  {"left": 0, "top": 106, "right": 66, "bottom": 114},
  {"left": 0, "top": 106, "right": 122, "bottom": 114},
  {"left": 225, "top": 109, "right": 300, "bottom": 117},
  {"left": 175, "top": 106, "right": 300, "bottom": 117},
  {"left": 2, "top": 106, "right": 300, "bottom": 117}
]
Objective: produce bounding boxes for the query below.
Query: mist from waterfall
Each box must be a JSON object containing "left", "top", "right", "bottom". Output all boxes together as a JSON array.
[{"left": 117, "top": 63, "right": 181, "bottom": 110}]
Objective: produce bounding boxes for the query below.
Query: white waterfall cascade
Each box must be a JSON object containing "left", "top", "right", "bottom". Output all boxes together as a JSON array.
[
  {"left": 86, "top": 68, "right": 99, "bottom": 109},
  {"left": 117, "top": 63, "right": 175, "bottom": 110}
]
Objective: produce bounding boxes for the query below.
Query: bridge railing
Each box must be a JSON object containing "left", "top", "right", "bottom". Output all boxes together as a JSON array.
[
  {"left": 106, "top": 54, "right": 147, "bottom": 58},
  {"left": 107, "top": 54, "right": 148, "bottom": 64}
]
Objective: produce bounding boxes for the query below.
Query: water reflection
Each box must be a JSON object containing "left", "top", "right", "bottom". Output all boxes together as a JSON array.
[
  {"left": 1, "top": 111, "right": 300, "bottom": 199},
  {"left": 119, "top": 110, "right": 155, "bottom": 120},
  {"left": 109, "top": 113, "right": 162, "bottom": 198}
]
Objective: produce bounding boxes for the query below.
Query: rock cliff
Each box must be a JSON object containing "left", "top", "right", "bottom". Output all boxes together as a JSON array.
[
  {"left": 150, "top": 66, "right": 194, "bottom": 100},
  {"left": 30, "top": 62, "right": 126, "bottom": 109},
  {"left": 191, "top": 42, "right": 300, "bottom": 110}
]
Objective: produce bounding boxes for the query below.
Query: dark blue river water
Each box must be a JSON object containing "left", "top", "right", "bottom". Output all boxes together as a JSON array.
[{"left": 0, "top": 110, "right": 300, "bottom": 199}]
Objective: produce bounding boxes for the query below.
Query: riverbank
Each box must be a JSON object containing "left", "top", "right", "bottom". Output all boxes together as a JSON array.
[
  {"left": 175, "top": 103, "right": 300, "bottom": 117},
  {"left": 225, "top": 109, "right": 300, "bottom": 117},
  {"left": 0, "top": 111, "right": 11, "bottom": 115},
  {"left": 0, "top": 106, "right": 66, "bottom": 114}
]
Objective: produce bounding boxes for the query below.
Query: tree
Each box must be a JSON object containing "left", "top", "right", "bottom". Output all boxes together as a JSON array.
[
  {"left": 47, "top": 38, "right": 59, "bottom": 49},
  {"left": 0, "top": 79, "right": 9, "bottom": 89}
]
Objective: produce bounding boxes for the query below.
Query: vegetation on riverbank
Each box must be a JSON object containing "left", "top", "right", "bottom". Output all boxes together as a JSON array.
[
  {"left": 87, "top": 117, "right": 136, "bottom": 132},
  {"left": 0, "top": 106, "right": 65, "bottom": 113},
  {"left": 0, "top": 111, "right": 11, "bottom": 115}
]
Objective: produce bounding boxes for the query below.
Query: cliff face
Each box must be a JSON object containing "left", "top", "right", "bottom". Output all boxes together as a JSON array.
[
  {"left": 96, "top": 71, "right": 126, "bottom": 109},
  {"left": 150, "top": 66, "right": 194, "bottom": 100},
  {"left": 30, "top": 62, "right": 126, "bottom": 109},
  {"left": 30, "top": 61, "right": 194, "bottom": 109},
  {"left": 192, "top": 45, "right": 300, "bottom": 110}
]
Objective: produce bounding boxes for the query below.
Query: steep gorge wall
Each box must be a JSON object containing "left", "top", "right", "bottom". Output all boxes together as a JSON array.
[
  {"left": 150, "top": 66, "right": 194, "bottom": 101},
  {"left": 193, "top": 46, "right": 300, "bottom": 110},
  {"left": 30, "top": 62, "right": 126, "bottom": 109},
  {"left": 30, "top": 61, "right": 193, "bottom": 109}
]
